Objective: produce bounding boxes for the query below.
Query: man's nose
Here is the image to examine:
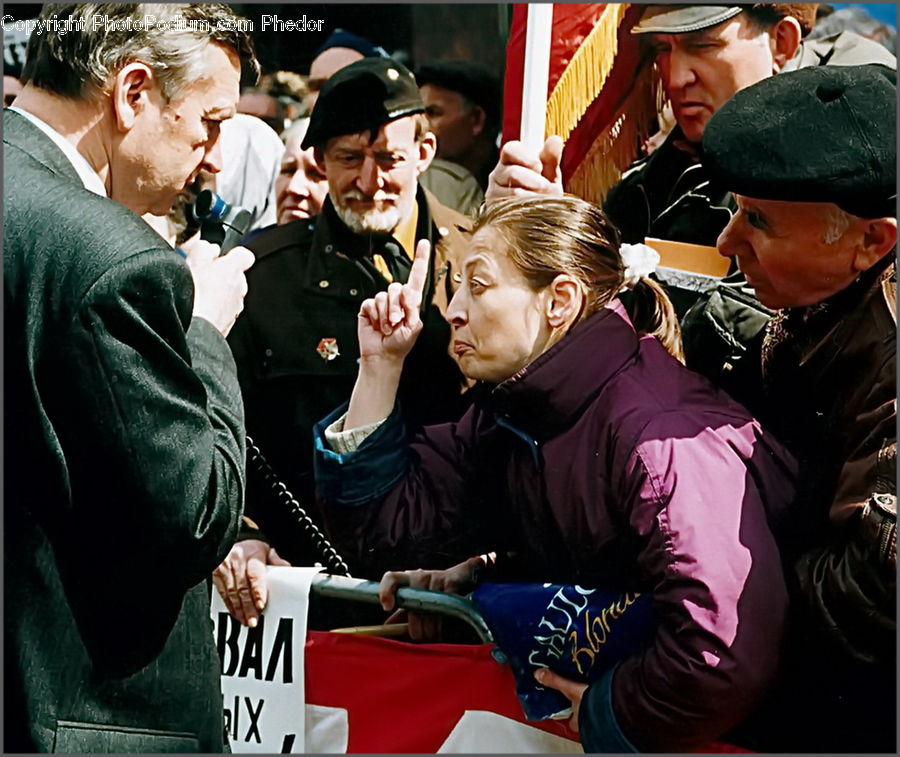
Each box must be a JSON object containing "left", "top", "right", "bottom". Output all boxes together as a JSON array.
[
  {"left": 286, "top": 170, "right": 309, "bottom": 198},
  {"left": 716, "top": 216, "right": 740, "bottom": 258},
  {"left": 201, "top": 135, "right": 224, "bottom": 174},
  {"left": 357, "top": 155, "right": 384, "bottom": 195},
  {"left": 665, "top": 49, "right": 697, "bottom": 92}
]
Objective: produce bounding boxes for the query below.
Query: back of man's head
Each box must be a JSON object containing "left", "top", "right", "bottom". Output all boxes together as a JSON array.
[{"left": 23, "top": 3, "right": 258, "bottom": 101}]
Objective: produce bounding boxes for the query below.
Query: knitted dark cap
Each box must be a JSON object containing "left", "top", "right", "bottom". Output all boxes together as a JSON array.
[
  {"left": 702, "top": 64, "right": 896, "bottom": 218},
  {"left": 302, "top": 57, "right": 424, "bottom": 150}
]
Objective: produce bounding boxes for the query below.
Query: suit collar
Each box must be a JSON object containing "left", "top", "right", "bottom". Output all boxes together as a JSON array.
[{"left": 4, "top": 108, "right": 105, "bottom": 195}]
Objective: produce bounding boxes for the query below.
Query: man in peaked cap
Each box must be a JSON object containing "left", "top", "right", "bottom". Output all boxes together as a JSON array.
[
  {"left": 491, "top": 3, "right": 894, "bottom": 243},
  {"left": 487, "top": 4, "right": 895, "bottom": 409},
  {"left": 704, "top": 63, "right": 896, "bottom": 752},
  {"left": 215, "top": 57, "right": 473, "bottom": 624}
]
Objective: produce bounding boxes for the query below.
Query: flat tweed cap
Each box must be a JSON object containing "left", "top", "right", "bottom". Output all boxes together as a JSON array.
[
  {"left": 702, "top": 64, "right": 897, "bottom": 219},
  {"left": 302, "top": 57, "right": 424, "bottom": 150}
]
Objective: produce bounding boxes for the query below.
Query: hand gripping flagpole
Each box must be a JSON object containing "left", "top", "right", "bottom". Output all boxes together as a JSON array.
[{"left": 520, "top": 3, "right": 554, "bottom": 152}]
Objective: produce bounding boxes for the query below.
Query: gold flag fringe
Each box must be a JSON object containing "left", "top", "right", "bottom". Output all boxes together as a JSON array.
[
  {"left": 566, "top": 63, "right": 660, "bottom": 205},
  {"left": 545, "top": 3, "right": 630, "bottom": 142}
]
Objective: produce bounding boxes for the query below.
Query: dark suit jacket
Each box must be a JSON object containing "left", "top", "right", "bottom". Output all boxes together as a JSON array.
[{"left": 3, "top": 109, "right": 245, "bottom": 752}]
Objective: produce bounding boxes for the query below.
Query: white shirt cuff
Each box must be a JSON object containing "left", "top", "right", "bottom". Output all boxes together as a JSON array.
[{"left": 324, "top": 412, "right": 389, "bottom": 454}]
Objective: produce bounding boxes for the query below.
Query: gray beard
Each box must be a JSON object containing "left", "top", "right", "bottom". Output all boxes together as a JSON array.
[
  {"left": 333, "top": 190, "right": 417, "bottom": 235},
  {"left": 334, "top": 203, "right": 402, "bottom": 234}
]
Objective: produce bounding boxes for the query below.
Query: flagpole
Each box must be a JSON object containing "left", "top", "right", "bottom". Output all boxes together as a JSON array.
[{"left": 520, "top": 3, "right": 554, "bottom": 152}]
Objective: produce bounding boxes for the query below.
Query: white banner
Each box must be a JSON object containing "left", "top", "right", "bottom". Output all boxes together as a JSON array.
[{"left": 211, "top": 566, "right": 322, "bottom": 753}]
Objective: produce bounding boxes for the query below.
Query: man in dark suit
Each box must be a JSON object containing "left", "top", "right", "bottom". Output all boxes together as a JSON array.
[{"left": 4, "top": 4, "right": 257, "bottom": 751}]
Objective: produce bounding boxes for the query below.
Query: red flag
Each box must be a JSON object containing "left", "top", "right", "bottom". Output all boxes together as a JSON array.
[
  {"left": 304, "top": 631, "right": 578, "bottom": 752},
  {"left": 303, "top": 630, "right": 754, "bottom": 753},
  {"left": 502, "top": 3, "right": 659, "bottom": 204}
]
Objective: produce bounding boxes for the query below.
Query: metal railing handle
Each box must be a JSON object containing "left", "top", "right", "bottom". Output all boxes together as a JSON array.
[{"left": 310, "top": 573, "right": 494, "bottom": 643}]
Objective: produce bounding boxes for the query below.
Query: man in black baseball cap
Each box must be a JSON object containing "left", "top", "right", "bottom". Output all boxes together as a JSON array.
[
  {"left": 216, "top": 57, "right": 473, "bottom": 620},
  {"left": 704, "top": 63, "right": 896, "bottom": 753}
]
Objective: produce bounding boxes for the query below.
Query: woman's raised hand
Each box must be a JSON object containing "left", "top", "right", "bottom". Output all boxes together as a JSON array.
[{"left": 357, "top": 239, "right": 432, "bottom": 363}]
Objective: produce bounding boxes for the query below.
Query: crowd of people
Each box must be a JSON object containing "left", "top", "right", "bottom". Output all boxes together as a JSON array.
[{"left": 4, "top": 2, "right": 895, "bottom": 754}]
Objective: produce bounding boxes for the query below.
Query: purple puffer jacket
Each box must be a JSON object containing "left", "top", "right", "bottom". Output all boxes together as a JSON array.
[{"left": 315, "top": 301, "right": 797, "bottom": 752}]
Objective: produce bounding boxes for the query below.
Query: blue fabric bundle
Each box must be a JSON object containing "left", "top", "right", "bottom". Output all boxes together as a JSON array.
[{"left": 471, "top": 583, "right": 657, "bottom": 720}]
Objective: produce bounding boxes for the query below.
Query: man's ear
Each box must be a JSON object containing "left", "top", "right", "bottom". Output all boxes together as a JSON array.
[
  {"left": 853, "top": 216, "right": 897, "bottom": 272},
  {"left": 545, "top": 274, "right": 584, "bottom": 329},
  {"left": 771, "top": 16, "right": 802, "bottom": 72},
  {"left": 416, "top": 130, "right": 437, "bottom": 175},
  {"left": 111, "top": 62, "right": 155, "bottom": 131},
  {"left": 470, "top": 105, "right": 487, "bottom": 138}
]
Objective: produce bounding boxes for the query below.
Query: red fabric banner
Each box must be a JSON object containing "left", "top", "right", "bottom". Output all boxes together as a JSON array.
[
  {"left": 501, "top": 3, "right": 652, "bottom": 197},
  {"left": 304, "top": 630, "right": 753, "bottom": 753},
  {"left": 304, "top": 631, "right": 578, "bottom": 752}
]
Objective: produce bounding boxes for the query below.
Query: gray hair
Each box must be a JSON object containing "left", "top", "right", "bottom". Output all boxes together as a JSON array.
[
  {"left": 23, "top": 4, "right": 258, "bottom": 101},
  {"left": 822, "top": 204, "right": 854, "bottom": 244}
]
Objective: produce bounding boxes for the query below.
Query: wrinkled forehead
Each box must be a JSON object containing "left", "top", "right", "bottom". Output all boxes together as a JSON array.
[
  {"left": 464, "top": 225, "right": 506, "bottom": 265},
  {"left": 649, "top": 23, "right": 714, "bottom": 43}
]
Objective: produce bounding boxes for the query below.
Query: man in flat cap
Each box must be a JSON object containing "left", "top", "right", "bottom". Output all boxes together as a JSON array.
[
  {"left": 487, "top": 4, "right": 894, "bottom": 404},
  {"left": 214, "top": 57, "right": 472, "bottom": 624},
  {"left": 704, "top": 63, "right": 896, "bottom": 752}
]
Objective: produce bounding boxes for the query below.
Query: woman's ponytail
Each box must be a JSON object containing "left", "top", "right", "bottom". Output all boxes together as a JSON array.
[{"left": 625, "top": 276, "right": 684, "bottom": 363}]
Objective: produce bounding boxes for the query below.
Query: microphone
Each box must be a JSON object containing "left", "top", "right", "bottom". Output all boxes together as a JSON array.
[{"left": 192, "top": 189, "right": 252, "bottom": 255}]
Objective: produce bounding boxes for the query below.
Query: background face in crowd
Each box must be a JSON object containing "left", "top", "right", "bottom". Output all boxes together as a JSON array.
[
  {"left": 421, "top": 83, "right": 481, "bottom": 161},
  {"left": 717, "top": 196, "right": 862, "bottom": 309},
  {"left": 276, "top": 131, "right": 328, "bottom": 223},
  {"left": 445, "top": 226, "right": 552, "bottom": 383},
  {"left": 237, "top": 91, "right": 283, "bottom": 133},
  {"left": 307, "top": 46, "right": 364, "bottom": 108},
  {"left": 322, "top": 116, "right": 433, "bottom": 234},
  {"left": 115, "top": 42, "right": 240, "bottom": 216},
  {"left": 648, "top": 15, "right": 779, "bottom": 143}
]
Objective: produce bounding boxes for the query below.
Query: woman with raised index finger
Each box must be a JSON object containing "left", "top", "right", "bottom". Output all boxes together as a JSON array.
[{"left": 313, "top": 195, "right": 797, "bottom": 753}]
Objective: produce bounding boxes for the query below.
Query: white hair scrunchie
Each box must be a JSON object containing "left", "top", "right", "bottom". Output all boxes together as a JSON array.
[{"left": 619, "top": 242, "right": 660, "bottom": 291}]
